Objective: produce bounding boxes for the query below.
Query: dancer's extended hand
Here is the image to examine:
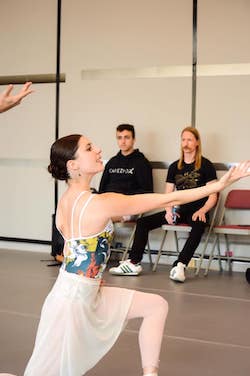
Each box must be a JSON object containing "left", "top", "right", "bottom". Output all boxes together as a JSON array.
[
  {"left": 0, "top": 82, "right": 33, "bottom": 113},
  {"left": 219, "top": 161, "right": 250, "bottom": 188}
]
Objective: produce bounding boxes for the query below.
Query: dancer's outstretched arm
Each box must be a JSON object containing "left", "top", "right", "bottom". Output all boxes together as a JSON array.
[
  {"left": 98, "top": 161, "right": 250, "bottom": 218},
  {"left": 0, "top": 82, "right": 33, "bottom": 113}
]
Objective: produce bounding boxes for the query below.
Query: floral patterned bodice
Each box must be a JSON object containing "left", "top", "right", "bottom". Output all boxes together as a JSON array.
[{"left": 62, "top": 220, "right": 114, "bottom": 279}]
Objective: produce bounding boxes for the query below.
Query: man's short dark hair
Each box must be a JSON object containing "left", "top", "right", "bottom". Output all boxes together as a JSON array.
[{"left": 116, "top": 124, "right": 135, "bottom": 138}]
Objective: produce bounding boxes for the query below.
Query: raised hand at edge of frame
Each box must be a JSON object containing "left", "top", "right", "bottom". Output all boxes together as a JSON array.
[
  {"left": 0, "top": 82, "right": 33, "bottom": 113},
  {"left": 219, "top": 161, "right": 250, "bottom": 188}
]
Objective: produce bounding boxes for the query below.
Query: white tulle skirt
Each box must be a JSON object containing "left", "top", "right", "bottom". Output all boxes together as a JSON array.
[{"left": 24, "top": 268, "right": 134, "bottom": 376}]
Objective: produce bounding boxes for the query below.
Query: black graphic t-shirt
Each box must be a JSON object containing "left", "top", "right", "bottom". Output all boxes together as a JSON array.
[{"left": 166, "top": 157, "right": 217, "bottom": 213}]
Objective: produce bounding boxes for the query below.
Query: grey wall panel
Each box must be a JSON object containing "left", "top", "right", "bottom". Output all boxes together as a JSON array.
[
  {"left": 196, "top": 0, "right": 250, "bottom": 162},
  {"left": 0, "top": 166, "right": 53, "bottom": 240},
  {"left": 0, "top": 0, "right": 57, "bottom": 75},
  {"left": 60, "top": 0, "right": 193, "bottom": 162},
  {"left": 61, "top": 0, "right": 193, "bottom": 69},
  {"left": 198, "top": 0, "right": 250, "bottom": 64},
  {"left": 0, "top": 1, "right": 57, "bottom": 241},
  {"left": 60, "top": 77, "right": 192, "bottom": 162},
  {"left": 0, "top": 84, "right": 55, "bottom": 159},
  {"left": 196, "top": 76, "right": 250, "bottom": 161}
]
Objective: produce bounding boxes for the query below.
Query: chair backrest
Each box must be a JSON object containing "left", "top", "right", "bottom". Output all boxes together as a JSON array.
[{"left": 225, "top": 190, "right": 250, "bottom": 209}]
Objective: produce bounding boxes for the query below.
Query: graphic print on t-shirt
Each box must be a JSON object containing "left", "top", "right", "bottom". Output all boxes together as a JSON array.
[{"left": 175, "top": 170, "right": 201, "bottom": 190}]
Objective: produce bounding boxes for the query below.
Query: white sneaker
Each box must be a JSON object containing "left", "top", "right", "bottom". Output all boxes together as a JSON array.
[
  {"left": 169, "top": 262, "right": 186, "bottom": 282},
  {"left": 109, "top": 259, "right": 142, "bottom": 276}
]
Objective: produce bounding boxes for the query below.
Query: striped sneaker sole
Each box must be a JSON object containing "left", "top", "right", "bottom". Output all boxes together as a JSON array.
[{"left": 109, "top": 264, "right": 141, "bottom": 275}]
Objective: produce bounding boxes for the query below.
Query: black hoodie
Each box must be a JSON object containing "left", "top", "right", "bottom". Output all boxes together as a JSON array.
[{"left": 99, "top": 149, "right": 153, "bottom": 194}]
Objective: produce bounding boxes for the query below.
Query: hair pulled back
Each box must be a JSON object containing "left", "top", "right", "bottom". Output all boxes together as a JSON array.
[{"left": 48, "top": 134, "right": 82, "bottom": 180}]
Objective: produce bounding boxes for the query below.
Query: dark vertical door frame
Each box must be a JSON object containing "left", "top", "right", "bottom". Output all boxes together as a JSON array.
[
  {"left": 54, "top": 0, "right": 62, "bottom": 212},
  {"left": 191, "top": 0, "right": 197, "bottom": 127}
]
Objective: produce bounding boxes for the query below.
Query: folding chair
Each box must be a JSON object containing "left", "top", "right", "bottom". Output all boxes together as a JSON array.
[
  {"left": 204, "top": 189, "right": 250, "bottom": 275},
  {"left": 109, "top": 214, "right": 152, "bottom": 266},
  {"left": 152, "top": 223, "right": 191, "bottom": 272},
  {"left": 152, "top": 197, "right": 220, "bottom": 273}
]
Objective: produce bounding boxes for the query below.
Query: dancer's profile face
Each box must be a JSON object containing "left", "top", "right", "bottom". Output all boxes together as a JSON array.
[{"left": 74, "top": 136, "right": 103, "bottom": 175}]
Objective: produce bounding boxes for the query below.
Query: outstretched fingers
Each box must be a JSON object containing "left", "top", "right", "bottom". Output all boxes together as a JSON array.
[
  {"left": 3, "top": 84, "right": 14, "bottom": 97},
  {"left": 235, "top": 160, "right": 250, "bottom": 175},
  {"left": 230, "top": 161, "right": 250, "bottom": 182},
  {"left": 220, "top": 160, "right": 250, "bottom": 188},
  {"left": 17, "top": 82, "right": 33, "bottom": 100}
]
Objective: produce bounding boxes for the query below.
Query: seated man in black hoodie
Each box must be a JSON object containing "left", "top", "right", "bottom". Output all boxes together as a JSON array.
[{"left": 99, "top": 123, "right": 153, "bottom": 222}]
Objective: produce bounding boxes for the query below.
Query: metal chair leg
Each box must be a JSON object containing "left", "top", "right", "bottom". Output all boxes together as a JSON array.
[
  {"left": 216, "top": 236, "right": 223, "bottom": 272},
  {"left": 174, "top": 231, "right": 180, "bottom": 253},
  {"left": 195, "top": 226, "right": 213, "bottom": 275},
  {"left": 146, "top": 241, "right": 153, "bottom": 267},
  {"left": 153, "top": 231, "right": 167, "bottom": 272},
  {"left": 224, "top": 234, "right": 233, "bottom": 273},
  {"left": 204, "top": 235, "right": 218, "bottom": 276},
  {"left": 121, "top": 225, "right": 137, "bottom": 261}
]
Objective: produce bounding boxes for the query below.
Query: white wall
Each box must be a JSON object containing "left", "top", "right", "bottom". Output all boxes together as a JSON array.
[
  {"left": 197, "top": 0, "right": 250, "bottom": 162},
  {"left": 0, "top": 0, "right": 57, "bottom": 241}
]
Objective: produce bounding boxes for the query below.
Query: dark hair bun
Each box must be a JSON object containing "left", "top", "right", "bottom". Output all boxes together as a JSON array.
[
  {"left": 48, "top": 134, "right": 82, "bottom": 181},
  {"left": 48, "top": 163, "right": 69, "bottom": 181}
]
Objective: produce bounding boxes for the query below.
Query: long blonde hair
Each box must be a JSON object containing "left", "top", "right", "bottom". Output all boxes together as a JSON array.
[{"left": 177, "top": 126, "right": 202, "bottom": 170}]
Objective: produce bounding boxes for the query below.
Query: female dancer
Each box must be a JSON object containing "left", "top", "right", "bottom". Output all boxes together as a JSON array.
[{"left": 24, "top": 134, "right": 250, "bottom": 376}]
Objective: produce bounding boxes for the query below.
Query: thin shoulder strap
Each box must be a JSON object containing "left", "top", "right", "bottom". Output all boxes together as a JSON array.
[
  {"left": 78, "top": 194, "right": 94, "bottom": 237},
  {"left": 71, "top": 191, "right": 88, "bottom": 238}
]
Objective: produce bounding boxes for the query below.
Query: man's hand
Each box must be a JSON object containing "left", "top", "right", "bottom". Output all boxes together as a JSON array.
[
  {"left": 0, "top": 82, "right": 33, "bottom": 113},
  {"left": 192, "top": 208, "right": 207, "bottom": 222},
  {"left": 165, "top": 210, "right": 180, "bottom": 224}
]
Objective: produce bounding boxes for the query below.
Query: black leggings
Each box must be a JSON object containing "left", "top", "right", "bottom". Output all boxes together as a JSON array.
[{"left": 129, "top": 210, "right": 207, "bottom": 266}]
